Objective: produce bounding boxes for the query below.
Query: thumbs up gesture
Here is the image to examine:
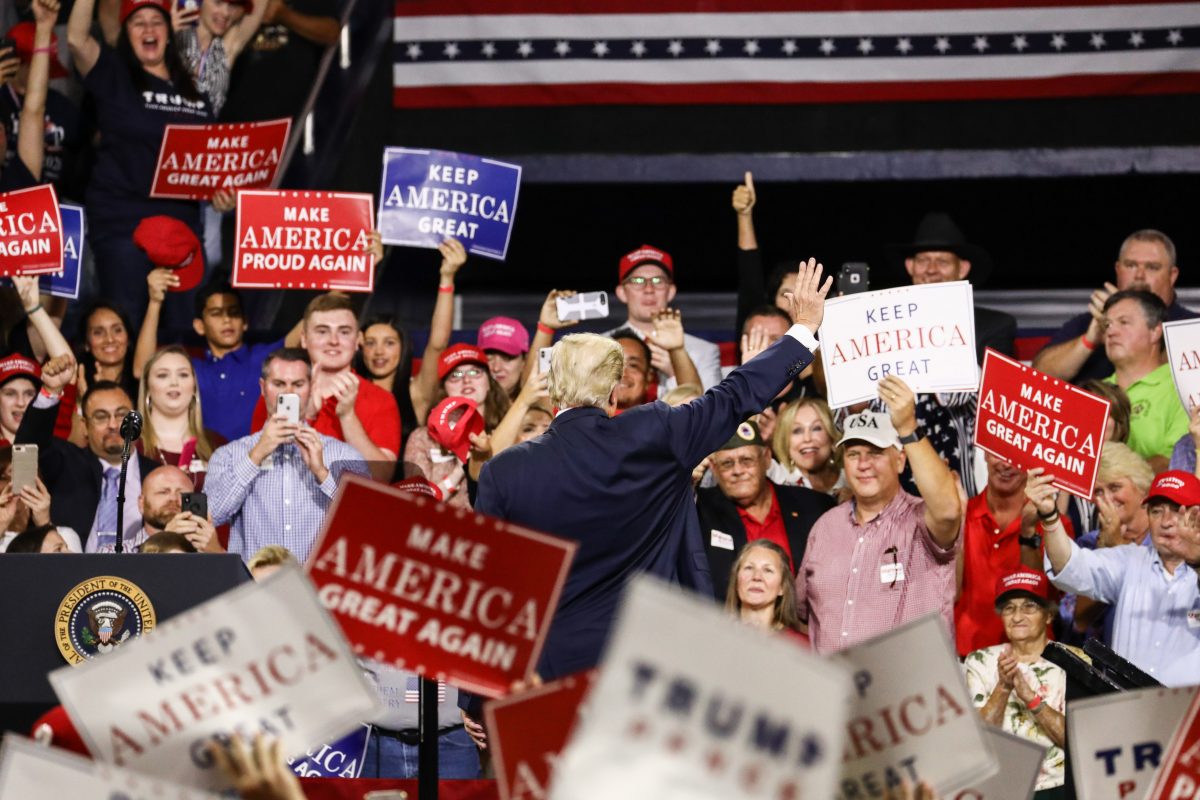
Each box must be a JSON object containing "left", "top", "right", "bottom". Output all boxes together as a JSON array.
[{"left": 732, "top": 171, "right": 756, "bottom": 216}]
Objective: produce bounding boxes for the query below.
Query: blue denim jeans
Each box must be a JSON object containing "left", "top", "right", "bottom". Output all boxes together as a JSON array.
[{"left": 361, "top": 725, "right": 481, "bottom": 779}]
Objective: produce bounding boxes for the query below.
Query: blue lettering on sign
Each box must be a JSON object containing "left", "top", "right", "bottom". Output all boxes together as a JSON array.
[
  {"left": 377, "top": 147, "right": 521, "bottom": 261},
  {"left": 628, "top": 660, "right": 827, "bottom": 768}
]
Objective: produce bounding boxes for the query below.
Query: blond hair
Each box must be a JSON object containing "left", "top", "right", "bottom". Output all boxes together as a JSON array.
[
  {"left": 771, "top": 397, "right": 841, "bottom": 472},
  {"left": 1096, "top": 441, "right": 1155, "bottom": 496},
  {"left": 548, "top": 334, "right": 624, "bottom": 411},
  {"left": 139, "top": 346, "right": 212, "bottom": 461},
  {"left": 661, "top": 383, "right": 702, "bottom": 407},
  {"left": 247, "top": 544, "right": 295, "bottom": 571}
]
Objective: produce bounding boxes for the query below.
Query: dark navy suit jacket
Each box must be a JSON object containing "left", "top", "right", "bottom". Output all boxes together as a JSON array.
[{"left": 475, "top": 333, "right": 814, "bottom": 680}]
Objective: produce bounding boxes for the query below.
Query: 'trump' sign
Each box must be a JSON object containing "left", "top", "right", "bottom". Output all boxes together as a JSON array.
[
  {"left": 377, "top": 147, "right": 521, "bottom": 260},
  {"left": 549, "top": 577, "right": 851, "bottom": 800},
  {"left": 974, "top": 348, "right": 1109, "bottom": 499},
  {"left": 307, "top": 475, "right": 576, "bottom": 697}
]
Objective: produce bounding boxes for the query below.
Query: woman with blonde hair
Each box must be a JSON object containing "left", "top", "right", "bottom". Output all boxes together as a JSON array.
[
  {"left": 138, "top": 345, "right": 223, "bottom": 489},
  {"left": 769, "top": 397, "right": 845, "bottom": 495},
  {"left": 724, "top": 540, "right": 805, "bottom": 641}
]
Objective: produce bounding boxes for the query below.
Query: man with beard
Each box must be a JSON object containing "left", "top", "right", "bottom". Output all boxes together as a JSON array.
[
  {"left": 1034, "top": 230, "right": 1195, "bottom": 383},
  {"left": 131, "top": 465, "right": 222, "bottom": 553},
  {"left": 15, "top": 355, "right": 158, "bottom": 551}
]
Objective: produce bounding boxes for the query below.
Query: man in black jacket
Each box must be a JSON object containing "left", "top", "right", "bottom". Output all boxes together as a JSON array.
[
  {"left": 15, "top": 355, "right": 158, "bottom": 551},
  {"left": 697, "top": 419, "right": 834, "bottom": 601}
]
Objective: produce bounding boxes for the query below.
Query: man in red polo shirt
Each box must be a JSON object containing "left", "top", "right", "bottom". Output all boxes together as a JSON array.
[
  {"left": 955, "top": 452, "right": 1073, "bottom": 656},
  {"left": 697, "top": 419, "right": 835, "bottom": 601},
  {"left": 251, "top": 293, "right": 400, "bottom": 480}
]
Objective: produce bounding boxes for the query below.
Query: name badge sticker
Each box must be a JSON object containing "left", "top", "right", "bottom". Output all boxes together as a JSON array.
[
  {"left": 711, "top": 530, "right": 734, "bottom": 551},
  {"left": 880, "top": 563, "right": 905, "bottom": 584}
]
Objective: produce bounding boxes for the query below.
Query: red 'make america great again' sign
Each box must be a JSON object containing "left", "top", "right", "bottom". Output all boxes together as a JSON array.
[
  {"left": 974, "top": 348, "right": 1110, "bottom": 499},
  {"left": 306, "top": 476, "right": 577, "bottom": 698}
]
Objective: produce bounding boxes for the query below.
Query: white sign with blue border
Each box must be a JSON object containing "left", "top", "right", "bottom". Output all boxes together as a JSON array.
[{"left": 377, "top": 147, "right": 521, "bottom": 261}]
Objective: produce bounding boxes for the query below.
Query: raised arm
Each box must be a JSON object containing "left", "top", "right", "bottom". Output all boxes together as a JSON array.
[
  {"left": 519, "top": 289, "right": 579, "bottom": 386},
  {"left": 264, "top": 0, "right": 339, "bottom": 46},
  {"left": 1025, "top": 468, "right": 1073, "bottom": 574},
  {"left": 733, "top": 171, "right": 764, "bottom": 336},
  {"left": 1031, "top": 282, "right": 1114, "bottom": 380},
  {"left": 68, "top": 0, "right": 103, "bottom": 75},
  {"left": 223, "top": 0, "right": 272, "bottom": 64},
  {"left": 879, "top": 376, "right": 962, "bottom": 548},
  {"left": 411, "top": 238, "right": 466, "bottom": 424},
  {"left": 649, "top": 309, "right": 702, "bottom": 390},
  {"left": 12, "top": 276, "right": 71, "bottom": 362},
  {"left": 18, "top": 0, "right": 58, "bottom": 179},
  {"left": 667, "top": 258, "right": 831, "bottom": 468},
  {"left": 132, "top": 269, "right": 178, "bottom": 375}
]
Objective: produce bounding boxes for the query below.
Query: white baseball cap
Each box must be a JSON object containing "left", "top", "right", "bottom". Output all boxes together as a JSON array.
[{"left": 835, "top": 412, "right": 902, "bottom": 451}]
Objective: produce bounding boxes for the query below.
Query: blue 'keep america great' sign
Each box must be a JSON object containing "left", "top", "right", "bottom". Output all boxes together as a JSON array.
[
  {"left": 41, "top": 204, "right": 83, "bottom": 300},
  {"left": 377, "top": 147, "right": 521, "bottom": 260}
]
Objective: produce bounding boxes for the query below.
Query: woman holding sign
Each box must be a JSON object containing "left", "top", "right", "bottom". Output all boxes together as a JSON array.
[{"left": 66, "top": 0, "right": 212, "bottom": 327}]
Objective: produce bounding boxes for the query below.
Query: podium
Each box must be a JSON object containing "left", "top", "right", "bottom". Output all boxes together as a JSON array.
[{"left": 0, "top": 554, "right": 251, "bottom": 733}]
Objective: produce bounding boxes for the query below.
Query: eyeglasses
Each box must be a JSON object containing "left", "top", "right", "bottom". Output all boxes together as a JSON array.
[
  {"left": 713, "top": 455, "right": 760, "bottom": 472},
  {"left": 623, "top": 276, "right": 670, "bottom": 288},
  {"left": 999, "top": 600, "right": 1043, "bottom": 616},
  {"left": 88, "top": 408, "right": 131, "bottom": 426},
  {"left": 445, "top": 368, "right": 484, "bottom": 382}
]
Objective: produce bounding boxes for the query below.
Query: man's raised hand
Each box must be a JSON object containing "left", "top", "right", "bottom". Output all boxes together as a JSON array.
[{"left": 783, "top": 257, "right": 833, "bottom": 335}]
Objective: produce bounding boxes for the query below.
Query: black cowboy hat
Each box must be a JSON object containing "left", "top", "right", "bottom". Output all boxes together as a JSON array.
[{"left": 886, "top": 212, "right": 993, "bottom": 286}]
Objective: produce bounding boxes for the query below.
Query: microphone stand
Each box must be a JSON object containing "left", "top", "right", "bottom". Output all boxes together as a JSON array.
[{"left": 115, "top": 411, "right": 143, "bottom": 554}]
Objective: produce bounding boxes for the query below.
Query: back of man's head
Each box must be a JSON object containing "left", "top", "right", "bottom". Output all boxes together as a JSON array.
[{"left": 548, "top": 334, "right": 624, "bottom": 411}]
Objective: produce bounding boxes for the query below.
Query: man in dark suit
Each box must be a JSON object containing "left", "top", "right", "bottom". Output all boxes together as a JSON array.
[
  {"left": 475, "top": 259, "right": 832, "bottom": 680},
  {"left": 14, "top": 355, "right": 158, "bottom": 551},
  {"left": 697, "top": 419, "right": 834, "bottom": 601}
]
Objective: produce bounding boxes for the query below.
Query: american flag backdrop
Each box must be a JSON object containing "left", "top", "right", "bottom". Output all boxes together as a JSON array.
[{"left": 392, "top": 0, "right": 1200, "bottom": 108}]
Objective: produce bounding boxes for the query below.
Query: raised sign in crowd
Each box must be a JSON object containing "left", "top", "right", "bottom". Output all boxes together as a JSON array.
[{"left": 2, "top": 0, "right": 1200, "bottom": 798}]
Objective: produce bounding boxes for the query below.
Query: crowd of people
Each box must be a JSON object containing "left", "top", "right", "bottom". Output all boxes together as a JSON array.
[{"left": 2, "top": 1, "right": 1200, "bottom": 794}]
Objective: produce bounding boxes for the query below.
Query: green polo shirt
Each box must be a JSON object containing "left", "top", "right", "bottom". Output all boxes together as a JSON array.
[{"left": 1106, "top": 363, "right": 1189, "bottom": 460}]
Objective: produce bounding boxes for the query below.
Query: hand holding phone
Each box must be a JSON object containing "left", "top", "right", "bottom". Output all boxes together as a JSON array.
[
  {"left": 11, "top": 445, "right": 38, "bottom": 495},
  {"left": 836, "top": 262, "right": 870, "bottom": 295},
  {"left": 276, "top": 393, "right": 301, "bottom": 424},
  {"left": 556, "top": 291, "right": 609, "bottom": 322}
]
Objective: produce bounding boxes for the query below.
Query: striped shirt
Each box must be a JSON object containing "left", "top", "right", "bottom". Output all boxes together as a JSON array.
[
  {"left": 796, "top": 490, "right": 958, "bottom": 654},
  {"left": 208, "top": 431, "right": 370, "bottom": 563}
]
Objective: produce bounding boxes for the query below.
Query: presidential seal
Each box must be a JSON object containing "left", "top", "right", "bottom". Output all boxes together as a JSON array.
[{"left": 55, "top": 576, "right": 157, "bottom": 665}]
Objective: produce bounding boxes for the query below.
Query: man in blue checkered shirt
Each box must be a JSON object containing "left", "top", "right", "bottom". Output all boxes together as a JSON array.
[{"left": 208, "top": 348, "right": 370, "bottom": 563}]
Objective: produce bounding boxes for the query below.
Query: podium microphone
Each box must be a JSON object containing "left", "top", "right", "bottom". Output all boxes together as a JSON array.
[{"left": 115, "top": 411, "right": 143, "bottom": 554}]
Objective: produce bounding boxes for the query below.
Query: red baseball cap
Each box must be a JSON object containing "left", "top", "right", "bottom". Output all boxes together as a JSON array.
[
  {"left": 31, "top": 705, "right": 90, "bottom": 757},
  {"left": 0, "top": 354, "right": 41, "bottom": 391},
  {"left": 437, "top": 343, "right": 488, "bottom": 382},
  {"left": 1144, "top": 470, "right": 1200, "bottom": 507},
  {"left": 120, "top": 0, "right": 171, "bottom": 24},
  {"left": 428, "top": 396, "right": 485, "bottom": 464},
  {"left": 132, "top": 216, "right": 204, "bottom": 292},
  {"left": 478, "top": 317, "right": 529, "bottom": 356},
  {"left": 994, "top": 568, "right": 1051, "bottom": 608},
  {"left": 4, "top": 23, "right": 69, "bottom": 79},
  {"left": 618, "top": 244, "right": 674, "bottom": 283},
  {"left": 392, "top": 476, "right": 444, "bottom": 502}
]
